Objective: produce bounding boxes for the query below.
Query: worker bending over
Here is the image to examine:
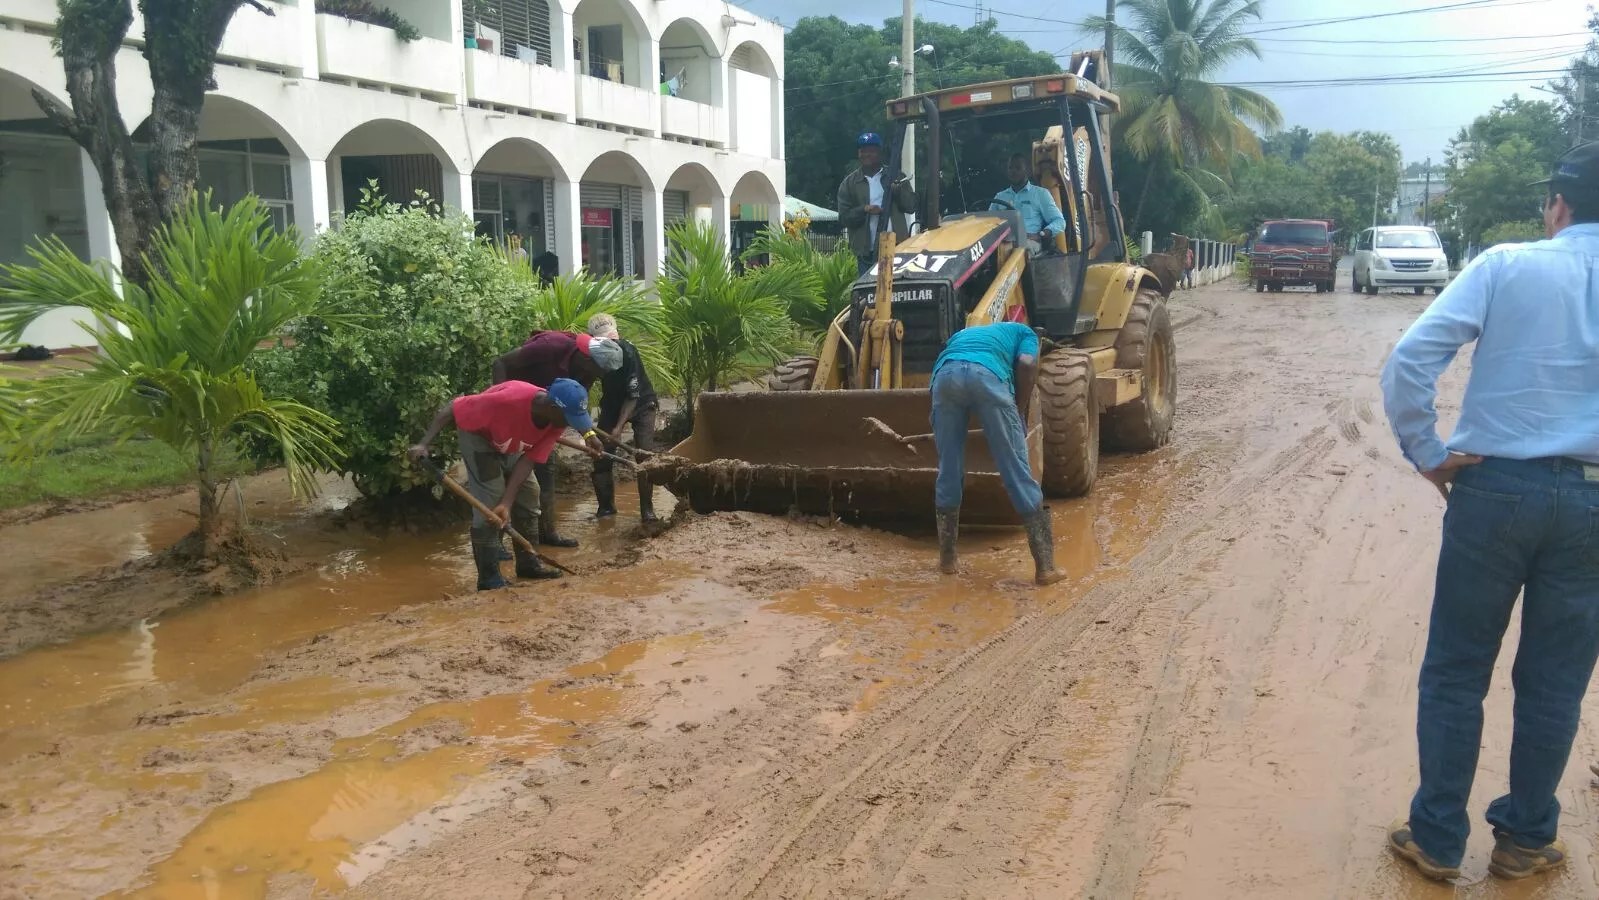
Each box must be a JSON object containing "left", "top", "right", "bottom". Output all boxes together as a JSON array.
[
  {"left": 586, "top": 313, "right": 660, "bottom": 523},
  {"left": 490, "top": 330, "right": 623, "bottom": 547},
  {"left": 409, "top": 379, "right": 604, "bottom": 591},
  {"left": 930, "top": 322, "right": 1065, "bottom": 586}
]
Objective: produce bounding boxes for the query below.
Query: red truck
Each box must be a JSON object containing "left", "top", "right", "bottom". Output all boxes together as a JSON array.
[{"left": 1249, "top": 219, "right": 1339, "bottom": 294}]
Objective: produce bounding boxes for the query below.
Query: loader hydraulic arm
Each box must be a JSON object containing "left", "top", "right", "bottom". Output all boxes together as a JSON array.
[{"left": 854, "top": 231, "right": 905, "bottom": 390}]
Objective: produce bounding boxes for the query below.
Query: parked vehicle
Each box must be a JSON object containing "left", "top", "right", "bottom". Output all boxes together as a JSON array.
[
  {"left": 1249, "top": 219, "right": 1337, "bottom": 293},
  {"left": 1350, "top": 226, "right": 1450, "bottom": 295}
]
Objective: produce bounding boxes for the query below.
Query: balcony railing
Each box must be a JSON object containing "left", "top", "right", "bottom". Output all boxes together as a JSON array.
[
  {"left": 316, "top": 14, "right": 459, "bottom": 97},
  {"left": 465, "top": 50, "right": 575, "bottom": 119}
]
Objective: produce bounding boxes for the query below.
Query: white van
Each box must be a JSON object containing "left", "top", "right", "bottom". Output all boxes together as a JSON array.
[{"left": 1350, "top": 226, "right": 1450, "bottom": 295}]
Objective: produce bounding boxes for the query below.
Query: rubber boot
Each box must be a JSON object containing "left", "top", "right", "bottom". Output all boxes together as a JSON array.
[
  {"left": 638, "top": 479, "right": 658, "bottom": 524},
  {"left": 497, "top": 536, "right": 512, "bottom": 562},
  {"left": 538, "top": 466, "right": 579, "bottom": 548},
  {"left": 935, "top": 508, "right": 959, "bottom": 575},
  {"left": 592, "top": 471, "right": 618, "bottom": 518},
  {"left": 511, "top": 508, "right": 561, "bottom": 580},
  {"left": 470, "top": 525, "right": 511, "bottom": 591},
  {"left": 1023, "top": 509, "right": 1067, "bottom": 586}
]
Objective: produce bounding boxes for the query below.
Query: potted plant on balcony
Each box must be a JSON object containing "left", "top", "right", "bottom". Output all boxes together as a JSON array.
[
  {"left": 464, "top": 0, "right": 499, "bottom": 52},
  {"left": 315, "top": 0, "right": 422, "bottom": 42}
]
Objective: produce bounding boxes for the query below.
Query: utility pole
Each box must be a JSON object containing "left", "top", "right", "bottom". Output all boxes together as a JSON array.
[
  {"left": 1373, "top": 176, "right": 1380, "bottom": 229},
  {"left": 902, "top": 0, "right": 916, "bottom": 190},
  {"left": 1422, "top": 157, "right": 1431, "bottom": 226}
]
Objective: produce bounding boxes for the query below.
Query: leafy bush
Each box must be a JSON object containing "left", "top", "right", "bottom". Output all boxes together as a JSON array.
[
  {"left": 503, "top": 261, "right": 678, "bottom": 395},
  {"left": 315, "top": 0, "right": 421, "bottom": 41},
  {"left": 1480, "top": 219, "right": 1544, "bottom": 246},
  {"left": 251, "top": 189, "right": 536, "bottom": 497},
  {"left": 658, "top": 221, "right": 803, "bottom": 423}
]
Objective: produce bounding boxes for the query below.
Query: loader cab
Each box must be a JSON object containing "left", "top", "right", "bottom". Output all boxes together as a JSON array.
[{"left": 866, "top": 57, "right": 1126, "bottom": 349}]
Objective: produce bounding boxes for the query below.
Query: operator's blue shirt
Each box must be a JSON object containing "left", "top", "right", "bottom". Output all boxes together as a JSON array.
[
  {"left": 1380, "top": 222, "right": 1599, "bottom": 471},
  {"left": 991, "top": 182, "right": 1067, "bottom": 239},
  {"left": 933, "top": 322, "right": 1040, "bottom": 387}
]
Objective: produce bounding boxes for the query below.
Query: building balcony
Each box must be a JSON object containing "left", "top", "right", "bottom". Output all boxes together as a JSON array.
[
  {"left": 464, "top": 50, "right": 574, "bottom": 120},
  {"left": 315, "top": 13, "right": 460, "bottom": 99},
  {"left": 576, "top": 75, "right": 657, "bottom": 134},
  {"left": 217, "top": 1, "right": 308, "bottom": 72},
  {"left": 660, "top": 95, "right": 723, "bottom": 146},
  {"left": 1, "top": 0, "right": 56, "bottom": 28}
]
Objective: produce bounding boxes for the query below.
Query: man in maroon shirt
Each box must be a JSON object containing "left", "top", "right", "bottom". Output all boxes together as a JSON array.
[
  {"left": 490, "top": 331, "right": 622, "bottom": 547},
  {"left": 409, "top": 378, "right": 602, "bottom": 590}
]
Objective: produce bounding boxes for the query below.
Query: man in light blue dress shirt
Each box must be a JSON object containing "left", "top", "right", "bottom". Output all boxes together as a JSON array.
[
  {"left": 1379, "top": 141, "right": 1599, "bottom": 883},
  {"left": 991, "top": 154, "right": 1067, "bottom": 256}
]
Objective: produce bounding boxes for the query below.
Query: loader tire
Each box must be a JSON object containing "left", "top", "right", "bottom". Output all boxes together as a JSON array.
[
  {"left": 767, "top": 356, "right": 819, "bottom": 392},
  {"left": 1039, "top": 349, "right": 1099, "bottom": 498},
  {"left": 1103, "top": 289, "right": 1176, "bottom": 452}
]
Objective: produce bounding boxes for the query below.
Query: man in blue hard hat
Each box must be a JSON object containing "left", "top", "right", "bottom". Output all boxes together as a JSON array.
[{"left": 837, "top": 131, "right": 917, "bottom": 276}]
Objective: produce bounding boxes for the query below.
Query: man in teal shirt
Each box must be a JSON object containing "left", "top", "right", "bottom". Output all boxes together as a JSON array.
[
  {"left": 991, "top": 154, "right": 1068, "bottom": 256},
  {"left": 930, "top": 321, "right": 1064, "bottom": 586}
]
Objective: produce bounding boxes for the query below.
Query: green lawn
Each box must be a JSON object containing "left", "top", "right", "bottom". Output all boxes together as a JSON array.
[{"left": 0, "top": 434, "right": 256, "bottom": 511}]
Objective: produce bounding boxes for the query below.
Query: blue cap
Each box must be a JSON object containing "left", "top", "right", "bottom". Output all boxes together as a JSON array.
[
  {"left": 857, "top": 132, "right": 883, "bottom": 148},
  {"left": 545, "top": 377, "right": 594, "bottom": 434}
]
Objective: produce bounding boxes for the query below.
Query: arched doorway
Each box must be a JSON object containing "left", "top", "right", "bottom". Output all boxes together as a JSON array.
[
  {"left": 578, "top": 151, "right": 655, "bottom": 279},
  {"left": 327, "top": 119, "right": 458, "bottom": 216},
  {"left": 659, "top": 18, "right": 723, "bottom": 146},
  {"left": 729, "top": 40, "right": 780, "bottom": 160},
  {"left": 730, "top": 169, "right": 781, "bottom": 262},
  {"left": 472, "top": 137, "right": 567, "bottom": 275},
  {"left": 663, "top": 162, "right": 725, "bottom": 242}
]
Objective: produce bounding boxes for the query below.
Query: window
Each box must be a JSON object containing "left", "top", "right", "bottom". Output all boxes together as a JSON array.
[
  {"left": 1376, "top": 229, "right": 1441, "bottom": 249},
  {"left": 1258, "top": 222, "right": 1328, "bottom": 245},
  {"left": 196, "top": 140, "right": 294, "bottom": 233},
  {"left": 1358, "top": 230, "right": 1373, "bottom": 251},
  {"left": 466, "top": 0, "right": 552, "bottom": 64}
]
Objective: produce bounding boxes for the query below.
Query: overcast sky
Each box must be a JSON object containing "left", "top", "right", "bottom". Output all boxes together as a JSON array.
[{"left": 749, "top": 0, "right": 1592, "bottom": 164}]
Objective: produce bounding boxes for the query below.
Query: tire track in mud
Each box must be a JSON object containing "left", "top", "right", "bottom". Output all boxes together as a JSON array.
[{"left": 634, "top": 424, "right": 1342, "bottom": 900}]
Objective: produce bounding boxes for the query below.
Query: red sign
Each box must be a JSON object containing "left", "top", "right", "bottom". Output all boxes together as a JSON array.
[{"left": 581, "top": 208, "right": 613, "bottom": 228}]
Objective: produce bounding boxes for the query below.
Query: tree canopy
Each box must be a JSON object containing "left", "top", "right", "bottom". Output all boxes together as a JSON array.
[{"left": 1437, "top": 97, "right": 1566, "bottom": 245}]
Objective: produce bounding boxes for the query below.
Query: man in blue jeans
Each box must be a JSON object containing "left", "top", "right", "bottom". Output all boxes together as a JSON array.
[
  {"left": 931, "top": 321, "right": 1065, "bottom": 586},
  {"left": 1379, "top": 141, "right": 1599, "bottom": 882}
]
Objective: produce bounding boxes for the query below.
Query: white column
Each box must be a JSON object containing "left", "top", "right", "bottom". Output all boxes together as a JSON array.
[
  {"left": 771, "top": 75, "right": 784, "bottom": 161},
  {"left": 553, "top": 10, "right": 574, "bottom": 72},
  {"left": 441, "top": 169, "right": 474, "bottom": 217},
  {"left": 289, "top": 156, "right": 331, "bottom": 244},
  {"left": 697, "top": 195, "right": 729, "bottom": 245},
  {"left": 552, "top": 177, "right": 583, "bottom": 275},
  {"left": 80, "top": 149, "right": 120, "bottom": 277},
  {"left": 326, "top": 157, "right": 345, "bottom": 219},
  {"left": 643, "top": 35, "right": 662, "bottom": 135},
  {"left": 640, "top": 186, "right": 665, "bottom": 282}
]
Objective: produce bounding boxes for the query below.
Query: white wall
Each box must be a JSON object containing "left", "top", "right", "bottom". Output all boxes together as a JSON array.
[{"left": 730, "top": 67, "right": 773, "bottom": 159}]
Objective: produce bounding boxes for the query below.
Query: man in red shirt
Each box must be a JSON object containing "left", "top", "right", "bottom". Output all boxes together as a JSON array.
[
  {"left": 409, "top": 378, "right": 604, "bottom": 590},
  {"left": 491, "top": 331, "right": 623, "bottom": 548}
]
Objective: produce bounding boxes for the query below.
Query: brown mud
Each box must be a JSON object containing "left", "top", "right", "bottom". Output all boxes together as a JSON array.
[{"left": 5, "top": 281, "right": 1599, "bottom": 899}]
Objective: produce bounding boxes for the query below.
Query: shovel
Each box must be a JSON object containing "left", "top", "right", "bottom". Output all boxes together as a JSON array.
[
  {"left": 414, "top": 458, "right": 579, "bottom": 576},
  {"left": 862, "top": 417, "right": 1039, "bottom": 456},
  {"left": 556, "top": 436, "right": 639, "bottom": 469}
]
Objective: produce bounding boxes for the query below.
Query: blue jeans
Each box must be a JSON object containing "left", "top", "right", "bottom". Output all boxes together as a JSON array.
[
  {"left": 1410, "top": 457, "right": 1599, "bottom": 866},
  {"left": 930, "top": 361, "right": 1043, "bottom": 516}
]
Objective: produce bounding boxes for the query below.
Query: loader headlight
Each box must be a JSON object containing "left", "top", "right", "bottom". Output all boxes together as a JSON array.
[{"left": 1012, "top": 83, "right": 1034, "bottom": 99}]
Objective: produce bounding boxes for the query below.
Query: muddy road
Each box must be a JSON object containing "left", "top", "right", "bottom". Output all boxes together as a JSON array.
[{"left": 4, "top": 280, "right": 1597, "bottom": 899}]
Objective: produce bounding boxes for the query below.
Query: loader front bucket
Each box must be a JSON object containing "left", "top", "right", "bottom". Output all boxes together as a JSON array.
[{"left": 644, "top": 389, "right": 1043, "bottom": 526}]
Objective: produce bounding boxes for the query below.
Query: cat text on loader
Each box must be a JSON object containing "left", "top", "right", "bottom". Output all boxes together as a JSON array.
[{"left": 647, "top": 52, "right": 1176, "bottom": 524}]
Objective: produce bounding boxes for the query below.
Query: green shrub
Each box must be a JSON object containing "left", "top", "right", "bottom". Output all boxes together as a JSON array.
[
  {"left": 315, "top": 0, "right": 422, "bottom": 41},
  {"left": 1479, "top": 219, "right": 1544, "bottom": 246},
  {"left": 251, "top": 189, "right": 536, "bottom": 497}
]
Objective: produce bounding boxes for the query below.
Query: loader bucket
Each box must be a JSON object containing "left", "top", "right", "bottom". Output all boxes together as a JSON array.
[{"left": 644, "top": 389, "right": 1043, "bottom": 526}]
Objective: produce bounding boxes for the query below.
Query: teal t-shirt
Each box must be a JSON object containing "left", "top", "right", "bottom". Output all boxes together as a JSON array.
[{"left": 932, "top": 322, "right": 1040, "bottom": 385}]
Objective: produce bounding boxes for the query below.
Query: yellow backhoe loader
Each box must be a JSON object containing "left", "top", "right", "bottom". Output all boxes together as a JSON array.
[{"left": 648, "top": 52, "right": 1176, "bottom": 524}]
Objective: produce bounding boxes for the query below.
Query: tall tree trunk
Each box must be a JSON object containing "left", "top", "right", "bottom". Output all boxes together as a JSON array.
[
  {"left": 196, "top": 433, "right": 218, "bottom": 558},
  {"left": 33, "top": 0, "right": 261, "bottom": 290},
  {"left": 1132, "top": 158, "right": 1160, "bottom": 236}
]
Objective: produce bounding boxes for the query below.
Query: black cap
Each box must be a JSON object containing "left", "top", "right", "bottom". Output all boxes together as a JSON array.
[{"left": 1530, "top": 141, "right": 1599, "bottom": 191}]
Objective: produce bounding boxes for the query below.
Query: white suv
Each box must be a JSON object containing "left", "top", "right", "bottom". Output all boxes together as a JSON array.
[{"left": 1350, "top": 226, "right": 1450, "bottom": 295}]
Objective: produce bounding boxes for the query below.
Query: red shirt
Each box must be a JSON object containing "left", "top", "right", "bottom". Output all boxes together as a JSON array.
[{"left": 452, "top": 382, "right": 563, "bottom": 462}]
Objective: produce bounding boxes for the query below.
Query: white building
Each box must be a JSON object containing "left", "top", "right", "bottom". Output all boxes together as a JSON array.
[
  {"left": 1392, "top": 174, "right": 1447, "bottom": 227},
  {"left": 0, "top": 0, "right": 785, "bottom": 348}
]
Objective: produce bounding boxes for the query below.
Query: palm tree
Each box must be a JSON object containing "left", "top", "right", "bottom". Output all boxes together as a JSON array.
[
  {"left": 1086, "top": 0, "right": 1283, "bottom": 228},
  {"left": 0, "top": 194, "right": 354, "bottom": 557},
  {"left": 656, "top": 221, "right": 804, "bottom": 425},
  {"left": 742, "top": 227, "right": 854, "bottom": 342}
]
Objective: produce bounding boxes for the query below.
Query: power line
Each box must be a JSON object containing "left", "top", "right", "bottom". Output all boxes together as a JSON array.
[{"left": 1244, "top": 0, "right": 1552, "bottom": 36}]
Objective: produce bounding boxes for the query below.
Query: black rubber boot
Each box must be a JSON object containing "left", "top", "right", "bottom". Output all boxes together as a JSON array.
[
  {"left": 470, "top": 525, "right": 511, "bottom": 591},
  {"left": 935, "top": 508, "right": 959, "bottom": 575},
  {"left": 511, "top": 509, "right": 561, "bottom": 580},
  {"left": 638, "top": 479, "right": 658, "bottom": 524},
  {"left": 497, "top": 536, "right": 512, "bottom": 562},
  {"left": 592, "top": 471, "right": 618, "bottom": 518},
  {"left": 538, "top": 466, "right": 578, "bottom": 547},
  {"left": 1023, "top": 509, "right": 1067, "bottom": 586}
]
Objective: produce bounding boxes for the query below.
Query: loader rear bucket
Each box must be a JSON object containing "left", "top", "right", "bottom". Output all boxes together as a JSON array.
[{"left": 644, "top": 389, "right": 1043, "bottom": 526}]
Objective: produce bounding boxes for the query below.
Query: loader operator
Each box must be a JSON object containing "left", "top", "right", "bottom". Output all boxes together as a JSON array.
[
  {"left": 586, "top": 313, "right": 659, "bottom": 524},
  {"left": 930, "top": 322, "right": 1066, "bottom": 587},
  {"left": 991, "top": 153, "right": 1067, "bottom": 257},
  {"left": 490, "top": 330, "right": 623, "bottom": 548},
  {"left": 408, "top": 379, "right": 600, "bottom": 590},
  {"left": 838, "top": 131, "right": 917, "bottom": 276}
]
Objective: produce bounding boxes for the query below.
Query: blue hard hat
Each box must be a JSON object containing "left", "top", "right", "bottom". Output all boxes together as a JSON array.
[
  {"left": 545, "top": 377, "right": 594, "bottom": 433},
  {"left": 857, "top": 132, "right": 883, "bottom": 148}
]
